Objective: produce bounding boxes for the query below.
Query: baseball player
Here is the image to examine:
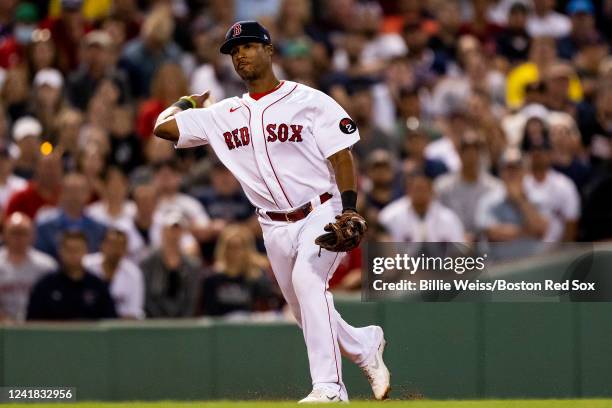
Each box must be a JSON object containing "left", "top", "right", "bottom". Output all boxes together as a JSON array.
[{"left": 153, "top": 21, "right": 390, "bottom": 403}]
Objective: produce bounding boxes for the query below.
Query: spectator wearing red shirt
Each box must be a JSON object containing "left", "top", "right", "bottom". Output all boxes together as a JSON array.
[
  {"left": 136, "top": 62, "right": 189, "bottom": 140},
  {"left": 5, "top": 153, "right": 62, "bottom": 219}
]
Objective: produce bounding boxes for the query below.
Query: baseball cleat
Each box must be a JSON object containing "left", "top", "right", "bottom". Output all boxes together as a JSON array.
[
  {"left": 361, "top": 327, "right": 391, "bottom": 400},
  {"left": 298, "top": 387, "right": 344, "bottom": 403}
]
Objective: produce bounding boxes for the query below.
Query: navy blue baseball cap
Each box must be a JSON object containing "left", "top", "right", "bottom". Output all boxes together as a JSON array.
[{"left": 220, "top": 21, "right": 272, "bottom": 54}]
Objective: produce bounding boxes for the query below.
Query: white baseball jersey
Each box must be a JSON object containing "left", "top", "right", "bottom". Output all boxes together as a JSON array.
[{"left": 174, "top": 80, "right": 360, "bottom": 211}]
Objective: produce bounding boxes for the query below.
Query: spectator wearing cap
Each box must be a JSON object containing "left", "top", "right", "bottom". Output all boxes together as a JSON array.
[
  {"left": 35, "top": 172, "right": 107, "bottom": 259},
  {"left": 557, "top": 0, "right": 600, "bottom": 60},
  {"left": 435, "top": 131, "right": 503, "bottom": 242},
  {"left": 378, "top": 170, "right": 464, "bottom": 242},
  {"left": 26, "top": 230, "right": 117, "bottom": 321},
  {"left": 66, "top": 29, "right": 130, "bottom": 111},
  {"left": 403, "top": 125, "right": 448, "bottom": 179},
  {"left": 119, "top": 4, "right": 181, "bottom": 98},
  {"left": 0, "top": 212, "right": 57, "bottom": 322},
  {"left": 521, "top": 117, "right": 581, "bottom": 241},
  {"left": 83, "top": 228, "right": 144, "bottom": 319},
  {"left": 141, "top": 211, "right": 201, "bottom": 318},
  {"left": 361, "top": 149, "right": 402, "bottom": 228},
  {"left": 5, "top": 153, "right": 62, "bottom": 219},
  {"left": 495, "top": 2, "right": 531, "bottom": 63},
  {"left": 476, "top": 148, "right": 549, "bottom": 260},
  {"left": 31, "top": 68, "right": 65, "bottom": 136},
  {"left": 0, "top": 146, "right": 26, "bottom": 212},
  {"left": 11, "top": 116, "right": 41, "bottom": 180},
  {"left": 526, "top": 0, "right": 571, "bottom": 39}
]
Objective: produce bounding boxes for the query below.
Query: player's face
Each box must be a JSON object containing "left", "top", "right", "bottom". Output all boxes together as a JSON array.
[{"left": 230, "top": 42, "right": 273, "bottom": 81}]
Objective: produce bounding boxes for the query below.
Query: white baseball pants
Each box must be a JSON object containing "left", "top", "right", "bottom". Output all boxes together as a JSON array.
[{"left": 259, "top": 197, "right": 381, "bottom": 399}]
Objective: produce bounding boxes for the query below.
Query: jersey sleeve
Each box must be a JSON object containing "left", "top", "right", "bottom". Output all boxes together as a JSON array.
[
  {"left": 174, "top": 108, "right": 212, "bottom": 148},
  {"left": 312, "top": 92, "right": 360, "bottom": 158}
]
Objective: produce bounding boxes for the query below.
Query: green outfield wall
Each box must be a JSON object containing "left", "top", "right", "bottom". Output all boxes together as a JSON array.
[{"left": 1, "top": 301, "right": 611, "bottom": 401}]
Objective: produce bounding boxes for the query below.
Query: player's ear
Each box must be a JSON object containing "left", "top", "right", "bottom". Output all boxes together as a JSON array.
[{"left": 265, "top": 44, "right": 274, "bottom": 57}]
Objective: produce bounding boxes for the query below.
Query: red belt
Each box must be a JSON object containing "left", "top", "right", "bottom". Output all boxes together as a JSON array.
[{"left": 266, "top": 193, "right": 333, "bottom": 222}]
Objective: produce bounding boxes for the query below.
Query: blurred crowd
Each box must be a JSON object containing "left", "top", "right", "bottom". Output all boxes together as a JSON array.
[{"left": 0, "top": 0, "right": 610, "bottom": 322}]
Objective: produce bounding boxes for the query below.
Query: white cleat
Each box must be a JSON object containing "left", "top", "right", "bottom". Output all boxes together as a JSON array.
[
  {"left": 361, "top": 327, "right": 391, "bottom": 400},
  {"left": 298, "top": 388, "right": 344, "bottom": 403}
]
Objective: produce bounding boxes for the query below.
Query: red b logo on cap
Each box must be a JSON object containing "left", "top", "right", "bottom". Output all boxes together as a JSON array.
[{"left": 232, "top": 23, "right": 242, "bottom": 37}]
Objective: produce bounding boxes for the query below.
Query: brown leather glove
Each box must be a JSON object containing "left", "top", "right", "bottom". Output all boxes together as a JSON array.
[{"left": 315, "top": 211, "right": 368, "bottom": 252}]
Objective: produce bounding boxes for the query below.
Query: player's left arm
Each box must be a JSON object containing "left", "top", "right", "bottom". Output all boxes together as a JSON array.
[{"left": 328, "top": 148, "right": 357, "bottom": 212}]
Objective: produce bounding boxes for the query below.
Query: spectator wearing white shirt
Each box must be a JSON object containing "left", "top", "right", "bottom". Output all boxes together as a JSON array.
[
  {"left": 526, "top": 0, "right": 571, "bottom": 38},
  {"left": 86, "top": 166, "right": 145, "bottom": 261},
  {"left": 476, "top": 148, "right": 550, "bottom": 260},
  {"left": 0, "top": 212, "right": 57, "bottom": 322},
  {"left": 83, "top": 228, "right": 145, "bottom": 319},
  {"left": 521, "top": 118, "right": 580, "bottom": 241},
  {"left": 379, "top": 171, "right": 465, "bottom": 242}
]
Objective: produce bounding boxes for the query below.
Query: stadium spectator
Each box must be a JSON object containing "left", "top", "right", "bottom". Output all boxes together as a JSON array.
[
  {"left": 557, "top": 0, "right": 599, "bottom": 60},
  {"left": 2, "top": 65, "right": 30, "bottom": 121},
  {"left": 200, "top": 225, "right": 279, "bottom": 316},
  {"left": 495, "top": 2, "right": 531, "bottom": 63},
  {"left": 141, "top": 212, "right": 201, "bottom": 318},
  {"left": 26, "top": 230, "right": 117, "bottom": 320},
  {"left": 83, "top": 228, "right": 144, "bottom": 319},
  {"left": 403, "top": 125, "right": 448, "bottom": 179},
  {"left": 360, "top": 149, "right": 401, "bottom": 228},
  {"left": 378, "top": 170, "right": 465, "bottom": 242},
  {"left": 475, "top": 148, "right": 550, "bottom": 260},
  {"left": 136, "top": 62, "right": 189, "bottom": 140},
  {"left": 39, "top": 0, "right": 92, "bottom": 73},
  {"left": 526, "top": 0, "right": 571, "bottom": 38},
  {"left": 150, "top": 158, "right": 214, "bottom": 254},
  {"left": 5, "top": 152, "right": 62, "bottom": 219},
  {"left": 0, "top": 146, "right": 26, "bottom": 212},
  {"left": 435, "top": 131, "right": 503, "bottom": 241},
  {"left": 31, "top": 68, "right": 65, "bottom": 136},
  {"left": 24, "top": 28, "right": 57, "bottom": 73},
  {"left": 86, "top": 166, "right": 144, "bottom": 260},
  {"left": 53, "top": 107, "right": 83, "bottom": 172},
  {"left": 522, "top": 117, "right": 581, "bottom": 241},
  {"left": 548, "top": 111, "right": 591, "bottom": 189},
  {"left": 35, "top": 172, "right": 107, "bottom": 259},
  {"left": 11, "top": 116, "right": 42, "bottom": 180},
  {"left": 119, "top": 4, "right": 181, "bottom": 98},
  {"left": 66, "top": 29, "right": 130, "bottom": 111},
  {"left": 132, "top": 182, "right": 158, "bottom": 257},
  {"left": 108, "top": 105, "right": 143, "bottom": 174},
  {"left": 0, "top": 212, "right": 57, "bottom": 322}
]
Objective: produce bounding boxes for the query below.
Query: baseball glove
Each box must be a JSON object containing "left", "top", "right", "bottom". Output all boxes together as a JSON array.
[{"left": 315, "top": 211, "right": 368, "bottom": 252}]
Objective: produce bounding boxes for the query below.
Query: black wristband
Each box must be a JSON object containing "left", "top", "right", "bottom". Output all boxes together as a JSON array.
[
  {"left": 341, "top": 190, "right": 357, "bottom": 213},
  {"left": 172, "top": 97, "right": 195, "bottom": 111}
]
